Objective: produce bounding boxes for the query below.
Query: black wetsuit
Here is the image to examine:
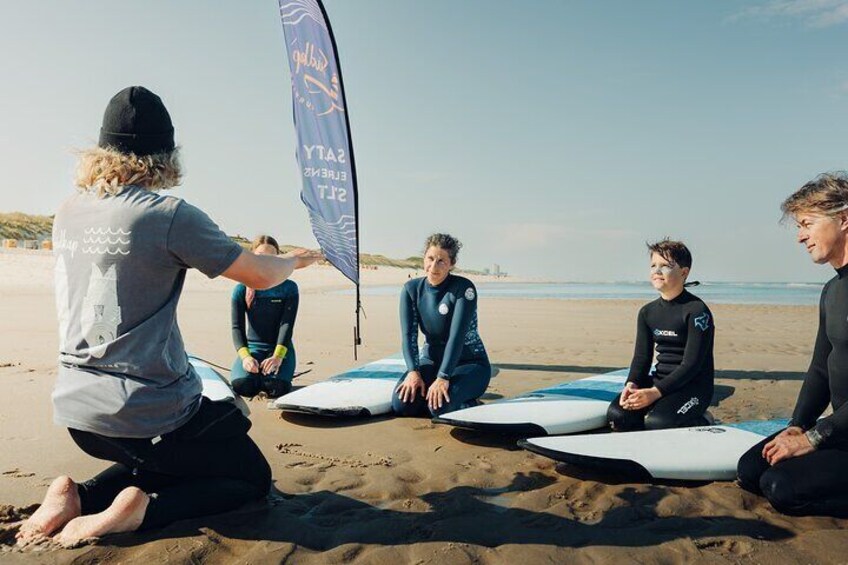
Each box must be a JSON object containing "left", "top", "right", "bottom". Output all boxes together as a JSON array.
[
  {"left": 738, "top": 265, "right": 848, "bottom": 517},
  {"left": 230, "top": 281, "right": 298, "bottom": 398},
  {"left": 608, "top": 290, "right": 715, "bottom": 431},
  {"left": 392, "top": 274, "right": 491, "bottom": 417}
]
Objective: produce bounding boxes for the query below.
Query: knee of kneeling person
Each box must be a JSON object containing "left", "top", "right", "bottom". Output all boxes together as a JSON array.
[
  {"left": 232, "top": 377, "right": 259, "bottom": 398},
  {"left": 643, "top": 411, "right": 676, "bottom": 431},
  {"left": 760, "top": 469, "right": 801, "bottom": 514},
  {"left": 391, "top": 395, "right": 422, "bottom": 417},
  {"left": 736, "top": 454, "right": 765, "bottom": 493}
]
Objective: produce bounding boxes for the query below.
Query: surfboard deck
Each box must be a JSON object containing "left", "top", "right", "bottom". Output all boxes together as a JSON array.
[
  {"left": 519, "top": 419, "right": 788, "bottom": 481},
  {"left": 273, "top": 354, "right": 499, "bottom": 417},
  {"left": 272, "top": 355, "right": 408, "bottom": 417},
  {"left": 433, "top": 369, "right": 629, "bottom": 435},
  {"left": 190, "top": 356, "right": 250, "bottom": 416}
]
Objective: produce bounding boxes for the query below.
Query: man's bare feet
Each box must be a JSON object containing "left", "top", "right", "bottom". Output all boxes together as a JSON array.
[
  {"left": 54, "top": 487, "right": 148, "bottom": 548},
  {"left": 15, "top": 475, "right": 81, "bottom": 545}
]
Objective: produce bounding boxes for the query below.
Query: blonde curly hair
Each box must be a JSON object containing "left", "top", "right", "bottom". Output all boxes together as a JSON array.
[{"left": 74, "top": 146, "right": 182, "bottom": 196}]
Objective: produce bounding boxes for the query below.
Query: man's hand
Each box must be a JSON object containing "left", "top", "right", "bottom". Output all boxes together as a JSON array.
[{"left": 763, "top": 426, "right": 814, "bottom": 465}]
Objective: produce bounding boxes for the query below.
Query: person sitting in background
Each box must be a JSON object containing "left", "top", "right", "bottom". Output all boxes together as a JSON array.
[
  {"left": 230, "top": 235, "right": 299, "bottom": 399},
  {"left": 392, "top": 233, "right": 491, "bottom": 417},
  {"left": 607, "top": 239, "right": 715, "bottom": 431}
]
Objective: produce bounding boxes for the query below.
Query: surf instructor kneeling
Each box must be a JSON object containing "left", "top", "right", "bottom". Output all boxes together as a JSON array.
[
  {"left": 17, "top": 86, "right": 321, "bottom": 546},
  {"left": 738, "top": 172, "right": 848, "bottom": 517}
]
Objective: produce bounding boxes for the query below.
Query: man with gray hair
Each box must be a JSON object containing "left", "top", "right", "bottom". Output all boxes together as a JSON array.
[{"left": 737, "top": 172, "right": 848, "bottom": 517}]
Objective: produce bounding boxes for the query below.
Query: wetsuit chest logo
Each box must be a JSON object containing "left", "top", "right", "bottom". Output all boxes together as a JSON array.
[
  {"left": 438, "top": 303, "right": 449, "bottom": 315},
  {"left": 653, "top": 329, "right": 678, "bottom": 337}
]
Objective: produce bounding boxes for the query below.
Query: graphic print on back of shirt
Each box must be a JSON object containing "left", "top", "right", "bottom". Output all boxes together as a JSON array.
[
  {"left": 80, "top": 264, "right": 122, "bottom": 357},
  {"left": 82, "top": 227, "right": 131, "bottom": 255}
]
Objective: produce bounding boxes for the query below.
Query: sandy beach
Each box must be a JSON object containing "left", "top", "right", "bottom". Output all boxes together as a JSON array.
[{"left": 1, "top": 250, "right": 846, "bottom": 564}]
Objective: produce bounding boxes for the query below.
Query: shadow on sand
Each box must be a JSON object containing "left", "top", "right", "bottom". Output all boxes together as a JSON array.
[{"left": 101, "top": 472, "right": 790, "bottom": 552}]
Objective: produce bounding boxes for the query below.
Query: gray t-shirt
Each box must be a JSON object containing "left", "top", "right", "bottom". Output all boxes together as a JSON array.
[{"left": 51, "top": 185, "right": 243, "bottom": 438}]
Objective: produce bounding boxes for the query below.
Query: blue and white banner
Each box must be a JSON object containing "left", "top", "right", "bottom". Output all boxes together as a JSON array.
[{"left": 279, "top": 0, "right": 359, "bottom": 284}]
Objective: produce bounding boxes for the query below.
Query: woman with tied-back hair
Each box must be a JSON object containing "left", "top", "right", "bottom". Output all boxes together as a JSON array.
[
  {"left": 392, "top": 233, "right": 492, "bottom": 417},
  {"left": 738, "top": 172, "right": 848, "bottom": 517},
  {"left": 17, "top": 86, "right": 321, "bottom": 547},
  {"left": 230, "top": 235, "right": 300, "bottom": 399}
]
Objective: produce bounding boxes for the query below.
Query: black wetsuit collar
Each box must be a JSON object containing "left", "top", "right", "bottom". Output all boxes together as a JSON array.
[{"left": 659, "top": 289, "right": 689, "bottom": 305}]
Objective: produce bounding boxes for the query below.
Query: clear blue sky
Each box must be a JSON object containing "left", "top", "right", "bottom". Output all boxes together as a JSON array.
[{"left": 1, "top": 1, "right": 846, "bottom": 282}]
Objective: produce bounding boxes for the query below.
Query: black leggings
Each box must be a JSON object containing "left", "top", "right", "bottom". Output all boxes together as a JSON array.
[
  {"left": 69, "top": 398, "right": 272, "bottom": 530},
  {"left": 737, "top": 431, "right": 848, "bottom": 517},
  {"left": 607, "top": 378, "right": 712, "bottom": 431}
]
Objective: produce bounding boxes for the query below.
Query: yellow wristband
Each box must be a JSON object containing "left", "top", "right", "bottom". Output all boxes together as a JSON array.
[
  {"left": 237, "top": 347, "right": 251, "bottom": 360},
  {"left": 273, "top": 344, "right": 288, "bottom": 359}
]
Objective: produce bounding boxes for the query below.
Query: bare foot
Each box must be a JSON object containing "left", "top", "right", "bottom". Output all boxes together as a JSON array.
[
  {"left": 15, "top": 475, "right": 81, "bottom": 545},
  {"left": 54, "top": 487, "right": 148, "bottom": 548}
]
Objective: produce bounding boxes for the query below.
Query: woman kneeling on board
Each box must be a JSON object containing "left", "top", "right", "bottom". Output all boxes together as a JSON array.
[
  {"left": 607, "top": 239, "right": 715, "bottom": 431},
  {"left": 738, "top": 173, "right": 848, "bottom": 517},
  {"left": 392, "top": 233, "right": 491, "bottom": 417},
  {"left": 231, "top": 235, "right": 299, "bottom": 399}
]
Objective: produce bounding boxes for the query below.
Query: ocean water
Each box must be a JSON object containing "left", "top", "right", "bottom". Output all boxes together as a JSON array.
[{"left": 340, "top": 281, "right": 824, "bottom": 306}]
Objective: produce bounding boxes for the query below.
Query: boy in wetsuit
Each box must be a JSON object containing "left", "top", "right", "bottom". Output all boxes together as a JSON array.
[
  {"left": 738, "top": 172, "right": 848, "bottom": 517},
  {"left": 607, "top": 239, "right": 715, "bottom": 431}
]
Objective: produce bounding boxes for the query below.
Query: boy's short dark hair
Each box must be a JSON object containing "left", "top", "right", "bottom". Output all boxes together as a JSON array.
[{"left": 647, "top": 238, "right": 692, "bottom": 270}]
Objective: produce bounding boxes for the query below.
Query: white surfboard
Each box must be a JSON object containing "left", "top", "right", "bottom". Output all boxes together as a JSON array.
[
  {"left": 433, "top": 369, "right": 629, "bottom": 435},
  {"left": 272, "top": 355, "right": 408, "bottom": 417},
  {"left": 519, "top": 419, "right": 788, "bottom": 481},
  {"left": 189, "top": 356, "right": 250, "bottom": 416},
  {"left": 273, "top": 354, "right": 499, "bottom": 417},
  {"left": 191, "top": 357, "right": 235, "bottom": 401}
]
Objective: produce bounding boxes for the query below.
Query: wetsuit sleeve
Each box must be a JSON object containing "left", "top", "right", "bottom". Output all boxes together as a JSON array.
[
  {"left": 792, "top": 289, "right": 833, "bottom": 434},
  {"left": 627, "top": 307, "right": 653, "bottom": 385},
  {"left": 437, "top": 284, "right": 477, "bottom": 380},
  {"left": 231, "top": 285, "right": 248, "bottom": 351},
  {"left": 400, "top": 285, "right": 420, "bottom": 371},
  {"left": 275, "top": 288, "right": 299, "bottom": 347},
  {"left": 654, "top": 307, "right": 714, "bottom": 395}
]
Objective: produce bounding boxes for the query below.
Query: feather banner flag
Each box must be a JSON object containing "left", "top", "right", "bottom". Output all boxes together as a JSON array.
[
  {"left": 278, "top": 0, "right": 363, "bottom": 353},
  {"left": 279, "top": 0, "right": 359, "bottom": 284}
]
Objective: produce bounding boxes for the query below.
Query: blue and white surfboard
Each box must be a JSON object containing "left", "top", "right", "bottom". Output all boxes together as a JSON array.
[
  {"left": 272, "top": 354, "right": 408, "bottom": 417},
  {"left": 433, "top": 370, "right": 629, "bottom": 435},
  {"left": 520, "top": 419, "right": 789, "bottom": 481}
]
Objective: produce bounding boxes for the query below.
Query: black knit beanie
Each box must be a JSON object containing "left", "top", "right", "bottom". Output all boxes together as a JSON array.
[{"left": 98, "top": 86, "right": 175, "bottom": 156}]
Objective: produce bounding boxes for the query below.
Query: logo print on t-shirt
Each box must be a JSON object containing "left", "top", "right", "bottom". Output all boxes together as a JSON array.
[
  {"left": 438, "top": 303, "right": 449, "bottom": 315},
  {"left": 82, "top": 227, "right": 131, "bottom": 255}
]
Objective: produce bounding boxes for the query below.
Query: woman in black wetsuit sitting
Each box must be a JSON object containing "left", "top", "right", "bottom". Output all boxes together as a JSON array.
[
  {"left": 392, "top": 233, "right": 491, "bottom": 417},
  {"left": 607, "top": 239, "right": 715, "bottom": 431},
  {"left": 738, "top": 172, "right": 848, "bottom": 517}
]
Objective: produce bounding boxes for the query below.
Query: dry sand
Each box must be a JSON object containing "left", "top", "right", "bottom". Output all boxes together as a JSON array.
[{"left": 1, "top": 250, "right": 847, "bottom": 564}]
